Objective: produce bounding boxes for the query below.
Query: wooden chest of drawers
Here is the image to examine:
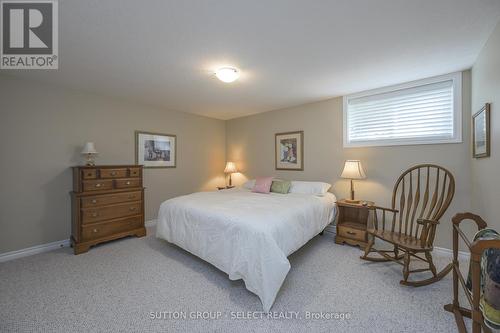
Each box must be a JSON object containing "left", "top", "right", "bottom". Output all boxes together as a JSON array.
[{"left": 70, "top": 165, "right": 146, "bottom": 254}]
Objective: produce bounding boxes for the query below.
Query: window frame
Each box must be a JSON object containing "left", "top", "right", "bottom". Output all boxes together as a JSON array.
[{"left": 343, "top": 72, "right": 462, "bottom": 148}]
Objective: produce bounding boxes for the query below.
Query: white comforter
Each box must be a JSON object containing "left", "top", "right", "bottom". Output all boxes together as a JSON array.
[{"left": 156, "top": 188, "right": 336, "bottom": 311}]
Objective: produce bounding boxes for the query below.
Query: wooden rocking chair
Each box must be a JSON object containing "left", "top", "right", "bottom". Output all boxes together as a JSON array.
[{"left": 361, "top": 164, "right": 455, "bottom": 286}]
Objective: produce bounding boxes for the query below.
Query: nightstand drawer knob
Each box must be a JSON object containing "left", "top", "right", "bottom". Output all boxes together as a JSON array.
[
  {"left": 91, "top": 213, "right": 99, "bottom": 217},
  {"left": 346, "top": 231, "right": 356, "bottom": 235},
  {"left": 92, "top": 229, "right": 98, "bottom": 233},
  {"left": 126, "top": 181, "right": 131, "bottom": 185},
  {"left": 91, "top": 199, "right": 97, "bottom": 204},
  {"left": 95, "top": 183, "right": 102, "bottom": 188},
  {"left": 129, "top": 207, "right": 137, "bottom": 211},
  {"left": 111, "top": 172, "right": 116, "bottom": 176}
]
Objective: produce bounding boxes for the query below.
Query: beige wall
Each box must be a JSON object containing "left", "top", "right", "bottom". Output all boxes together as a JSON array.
[
  {"left": 227, "top": 71, "right": 472, "bottom": 249},
  {"left": 471, "top": 21, "right": 500, "bottom": 231},
  {"left": 0, "top": 75, "right": 226, "bottom": 253},
  {"left": 2, "top": 54, "right": 493, "bottom": 254}
]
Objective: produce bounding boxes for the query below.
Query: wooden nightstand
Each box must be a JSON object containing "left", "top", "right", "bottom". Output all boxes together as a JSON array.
[
  {"left": 335, "top": 199, "right": 374, "bottom": 249},
  {"left": 217, "top": 186, "right": 235, "bottom": 190}
]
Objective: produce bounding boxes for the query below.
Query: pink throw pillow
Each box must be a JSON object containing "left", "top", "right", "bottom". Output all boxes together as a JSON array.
[{"left": 252, "top": 177, "right": 273, "bottom": 193}]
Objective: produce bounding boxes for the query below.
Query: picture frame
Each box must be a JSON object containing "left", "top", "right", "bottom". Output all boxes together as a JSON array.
[
  {"left": 472, "top": 103, "right": 491, "bottom": 158},
  {"left": 275, "top": 131, "right": 304, "bottom": 170},
  {"left": 135, "top": 131, "right": 177, "bottom": 168}
]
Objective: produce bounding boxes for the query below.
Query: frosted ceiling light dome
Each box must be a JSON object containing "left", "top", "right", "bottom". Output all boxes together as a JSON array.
[{"left": 215, "top": 67, "right": 240, "bottom": 83}]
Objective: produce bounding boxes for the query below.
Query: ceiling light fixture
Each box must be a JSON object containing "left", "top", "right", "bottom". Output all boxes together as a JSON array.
[{"left": 215, "top": 67, "right": 240, "bottom": 83}]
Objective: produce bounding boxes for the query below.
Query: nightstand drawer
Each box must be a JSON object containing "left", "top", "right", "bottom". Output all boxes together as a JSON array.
[{"left": 338, "top": 225, "right": 366, "bottom": 242}]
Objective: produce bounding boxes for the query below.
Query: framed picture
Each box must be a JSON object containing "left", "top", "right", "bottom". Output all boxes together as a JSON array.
[
  {"left": 135, "top": 131, "right": 176, "bottom": 168},
  {"left": 472, "top": 103, "right": 490, "bottom": 158},
  {"left": 275, "top": 131, "right": 304, "bottom": 170}
]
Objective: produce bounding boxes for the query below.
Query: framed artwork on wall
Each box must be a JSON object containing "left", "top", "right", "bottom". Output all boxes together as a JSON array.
[
  {"left": 135, "top": 131, "right": 177, "bottom": 168},
  {"left": 275, "top": 131, "right": 304, "bottom": 170},
  {"left": 472, "top": 103, "right": 490, "bottom": 158}
]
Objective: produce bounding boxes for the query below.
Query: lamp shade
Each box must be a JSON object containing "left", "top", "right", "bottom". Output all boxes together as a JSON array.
[
  {"left": 340, "top": 160, "right": 366, "bottom": 179},
  {"left": 81, "top": 142, "right": 98, "bottom": 154},
  {"left": 224, "top": 162, "right": 237, "bottom": 174}
]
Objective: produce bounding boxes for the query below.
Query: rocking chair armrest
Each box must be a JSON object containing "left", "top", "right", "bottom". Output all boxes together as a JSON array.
[
  {"left": 371, "top": 206, "right": 399, "bottom": 213},
  {"left": 417, "top": 218, "right": 440, "bottom": 226},
  {"left": 417, "top": 218, "right": 440, "bottom": 248}
]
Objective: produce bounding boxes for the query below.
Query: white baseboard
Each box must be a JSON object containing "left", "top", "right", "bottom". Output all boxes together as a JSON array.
[
  {"left": 0, "top": 239, "right": 70, "bottom": 263},
  {"left": 327, "top": 224, "right": 470, "bottom": 259},
  {"left": 434, "top": 246, "right": 470, "bottom": 260},
  {"left": 1, "top": 220, "right": 156, "bottom": 263},
  {"left": 0, "top": 223, "right": 469, "bottom": 264},
  {"left": 145, "top": 219, "right": 157, "bottom": 227}
]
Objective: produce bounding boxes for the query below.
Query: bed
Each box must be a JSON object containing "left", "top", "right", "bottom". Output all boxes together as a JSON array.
[{"left": 156, "top": 186, "right": 337, "bottom": 311}]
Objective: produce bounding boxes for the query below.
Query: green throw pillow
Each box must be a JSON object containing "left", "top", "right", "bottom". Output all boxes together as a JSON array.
[{"left": 270, "top": 180, "right": 291, "bottom": 194}]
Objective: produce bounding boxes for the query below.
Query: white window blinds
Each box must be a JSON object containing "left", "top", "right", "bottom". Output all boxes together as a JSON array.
[{"left": 344, "top": 73, "right": 462, "bottom": 147}]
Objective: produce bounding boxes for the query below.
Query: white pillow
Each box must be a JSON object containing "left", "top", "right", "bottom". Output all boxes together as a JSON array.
[
  {"left": 289, "top": 181, "right": 331, "bottom": 195},
  {"left": 242, "top": 179, "right": 256, "bottom": 189}
]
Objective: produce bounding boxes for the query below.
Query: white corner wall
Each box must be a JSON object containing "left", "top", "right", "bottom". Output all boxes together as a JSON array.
[{"left": 471, "top": 21, "right": 500, "bottom": 232}]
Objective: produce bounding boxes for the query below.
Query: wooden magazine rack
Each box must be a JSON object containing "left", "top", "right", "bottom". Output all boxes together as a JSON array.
[{"left": 444, "top": 213, "right": 500, "bottom": 333}]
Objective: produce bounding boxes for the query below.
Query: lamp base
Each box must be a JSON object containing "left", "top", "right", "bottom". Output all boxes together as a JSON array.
[
  {"left": 84, "top": 153, "right": 96, "bottom": 166},
  {"left": 344, "top": 199, "right": 361, "bottom": 204}
]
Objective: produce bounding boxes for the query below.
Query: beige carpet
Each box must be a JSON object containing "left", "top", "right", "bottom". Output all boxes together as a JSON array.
[{"left": 0, "top": 226, "right": 470, "bottom": 332}]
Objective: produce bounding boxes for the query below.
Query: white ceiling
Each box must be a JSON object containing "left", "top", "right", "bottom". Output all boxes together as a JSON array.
[{"left": 4, "top": 0, "right": 500, "bottom": 119}]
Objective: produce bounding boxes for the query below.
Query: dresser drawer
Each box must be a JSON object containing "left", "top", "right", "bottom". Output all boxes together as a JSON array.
[
  {"left": 338, "top": 225, "right": 366, "bottom": 242},
  {"left": 81, "top": 169, "right": 97, "bottom": 179},
  {"left": 100, "top": 168, "right": 127, "bottom": 179},
  {"left": 82, "top": 202, "right": 142, "bottom": 224},
  {"left": 81, "top": 191, "right": 142, "bottom": 208},
  {"left": 129, "top": 167, "right": 141, "bottom": 177},
  {"left": 82, "top": 180, "right": 113, "bottom": 192},
  {"left": 81, "top": 216, "right": 142, "bottom": 241},
  {"left": 115, "top": 178, "right": 141, "bottom": 189}
]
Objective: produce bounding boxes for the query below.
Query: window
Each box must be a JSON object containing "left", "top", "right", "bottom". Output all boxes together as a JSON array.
[{"left": 343, "top": 72, "right": 462, "bottom": 147}]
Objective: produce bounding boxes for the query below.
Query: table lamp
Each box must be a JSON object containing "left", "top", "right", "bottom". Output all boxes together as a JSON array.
[
  {"left": 224, "top": 162, "right": 237, "bottom": 186},
  {"left": 81, "top": 142, "right": 98, "bottom": 166},
  {"left": 340, "top": 160, "right": 366, "bottom": 203}
]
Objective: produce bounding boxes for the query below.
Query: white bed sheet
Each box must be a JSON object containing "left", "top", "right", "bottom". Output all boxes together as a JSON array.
[{"left": 156, "top": 187, "right": 337, "bottom": 311}]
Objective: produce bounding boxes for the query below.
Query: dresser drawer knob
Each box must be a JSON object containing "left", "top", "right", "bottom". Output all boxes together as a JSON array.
[
  {"left": 95, "top": 183, "right": 102, "bottom": 188},
  {"left": 92, "top": 229, "right": 98, "bottom": 233},
  {"left": 111, "top": 171, "right": 117, "bottom": 176},
  {"left": 129, "top": 207, "right": 137, "bottom": 211},
  {"left": 91, "top": 212, "right": 100, "bottom": 218},
  {"left": 91, "top": 199, "right": 97, "bottom": 204},
  {"left": 126, "top": 181, "right": 131, "bottom": 185},
  {"left": 346, "top": 231, "right": 356, "bottom": 235}
]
